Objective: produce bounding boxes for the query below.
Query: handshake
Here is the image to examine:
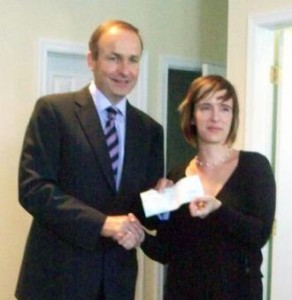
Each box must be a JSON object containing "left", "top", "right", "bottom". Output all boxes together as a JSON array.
[
  {"left": 100, "top": 176, "right": 222, "bottom": 251},
  {"left": 101, "top": 213, "right": 145, "bottom": 250}
]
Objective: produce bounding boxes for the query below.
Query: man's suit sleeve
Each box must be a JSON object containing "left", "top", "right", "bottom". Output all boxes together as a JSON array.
[{"left": 19, "top": 96, "right": 106, "bottom": 251}]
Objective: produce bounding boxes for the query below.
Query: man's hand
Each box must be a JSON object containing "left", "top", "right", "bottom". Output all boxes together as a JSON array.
[
  {"left": 114, "top": 213, "right": 145, "bottom": 250},
  {"left": 101, "top": 215, "right": 131, "bottom": 238}
]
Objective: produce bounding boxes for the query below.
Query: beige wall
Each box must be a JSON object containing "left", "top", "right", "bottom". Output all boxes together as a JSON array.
[
  {"left": 228, "top": 0, "right": 292, "bottom": 147},
  {"left": 0, "top": 1, "right": 227, "bottom": 299}
]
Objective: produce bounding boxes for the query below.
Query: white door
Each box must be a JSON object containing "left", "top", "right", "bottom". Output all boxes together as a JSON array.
[
  {"left": 247, "top": 21, "right": 292, "bottom": 299},
  {"left": 46, "top": 51, "right": 92, "bottom": 94},
  {"left": 39, "top": 39, "right": 91, "bottom": 95},
  {"left": 271, "top": 27, "right": 292, "bottom": 300}
]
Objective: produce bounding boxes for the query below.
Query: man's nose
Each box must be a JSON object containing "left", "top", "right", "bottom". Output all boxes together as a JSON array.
[{"left": 117, "top": 60, "right": 130, "bottom": 75}]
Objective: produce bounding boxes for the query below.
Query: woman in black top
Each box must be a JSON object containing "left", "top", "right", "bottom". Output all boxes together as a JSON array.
[{"left": 141, "top": 75, "right": 276, "bottom": 300}]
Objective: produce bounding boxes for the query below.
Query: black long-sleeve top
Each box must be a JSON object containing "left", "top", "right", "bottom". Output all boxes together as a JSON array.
[{"left": 142, "top": 151, "right": 276, "bottom": 300}]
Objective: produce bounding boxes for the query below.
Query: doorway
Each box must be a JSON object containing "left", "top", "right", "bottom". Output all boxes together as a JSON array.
[
  {"left": 166, "top": 68, "right": 201, "bottom": 172},
  {"left": 247, "top": 11, "right": 292, "bottom": 300}
]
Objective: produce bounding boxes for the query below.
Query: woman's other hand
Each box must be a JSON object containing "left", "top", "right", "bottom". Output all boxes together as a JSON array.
[{"left": 189, "top": 195, "right": 222, "bottom": 219}]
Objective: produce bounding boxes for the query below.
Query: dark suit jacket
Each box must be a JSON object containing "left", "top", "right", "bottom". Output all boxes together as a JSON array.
[{"left": 16, "top": 87, "right": 164, "bottom": 300}]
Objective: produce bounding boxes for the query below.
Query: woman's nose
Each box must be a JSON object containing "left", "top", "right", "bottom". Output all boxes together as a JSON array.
[{"left": 210, "top": 108, "right": 219, "bottom": 120}]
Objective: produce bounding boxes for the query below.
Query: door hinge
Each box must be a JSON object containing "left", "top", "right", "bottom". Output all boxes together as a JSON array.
[{"left": 270, "top": 65, "right": 280, "bottom": 85}]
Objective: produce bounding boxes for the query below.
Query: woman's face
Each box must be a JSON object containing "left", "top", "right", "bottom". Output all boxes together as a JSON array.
[{"left": 193, "top": 89, "right": 233, "bottom": 146}]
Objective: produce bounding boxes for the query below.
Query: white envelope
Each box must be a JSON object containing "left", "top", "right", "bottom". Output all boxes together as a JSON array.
[{"left": 140, "top": 175, "right": 204, "bottom": 217}]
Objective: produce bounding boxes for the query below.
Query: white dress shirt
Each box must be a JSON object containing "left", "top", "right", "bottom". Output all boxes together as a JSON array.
[{"left": 89, "top": 81, "right": 126, "bottom": 190}]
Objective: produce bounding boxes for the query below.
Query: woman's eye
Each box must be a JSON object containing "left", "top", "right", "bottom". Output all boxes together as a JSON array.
[
  {"left": 200, "top": 105, "right": 210, "bottom": 110},
  {"left": 222, "top": 106, "right": 232, "bottom": 112}
]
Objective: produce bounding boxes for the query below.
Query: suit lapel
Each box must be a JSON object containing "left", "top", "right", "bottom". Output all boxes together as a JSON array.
[{"left": 74, "top": 88, "right": 116, "bottom": 191}]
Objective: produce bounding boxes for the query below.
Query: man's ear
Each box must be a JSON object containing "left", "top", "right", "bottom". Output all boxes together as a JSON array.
[{"left": 87, "top": 51, "right": 95, "bottom": 71}]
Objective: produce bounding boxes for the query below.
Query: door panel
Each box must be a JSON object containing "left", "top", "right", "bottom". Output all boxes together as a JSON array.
[{"left": 47, "top": 52, "right": 92, "bottom": 93}]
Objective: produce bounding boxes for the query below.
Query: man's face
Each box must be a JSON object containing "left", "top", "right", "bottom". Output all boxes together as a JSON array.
[{"left": 88, "top": 27, "right": 142, "bottom": 104}]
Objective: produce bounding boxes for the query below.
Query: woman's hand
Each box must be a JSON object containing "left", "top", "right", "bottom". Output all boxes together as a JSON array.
[
  {"left": 155, "top": 178, "right": 174, "bottom": 191},
  {"left": 189, "top": 195, "right": 222, "bottom": 219}
]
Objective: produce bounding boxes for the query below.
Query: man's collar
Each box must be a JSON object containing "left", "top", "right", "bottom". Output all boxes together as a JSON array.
[{"left": 89, "top": 81, "right": 127, "bottom": 116}]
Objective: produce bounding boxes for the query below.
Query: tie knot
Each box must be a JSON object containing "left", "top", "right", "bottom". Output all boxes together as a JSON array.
[{"left": 106, "top": 107, "right": 117, "bottom": 120}]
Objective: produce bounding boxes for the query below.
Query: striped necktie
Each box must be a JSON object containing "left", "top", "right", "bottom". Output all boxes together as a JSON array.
[{"left": 104, "top": 107, "right": 119, "bottom": 182}]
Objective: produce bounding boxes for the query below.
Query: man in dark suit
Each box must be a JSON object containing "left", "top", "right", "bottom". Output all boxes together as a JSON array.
[{"left": 16, "top": 20, "right": 164, "bottom": 300}]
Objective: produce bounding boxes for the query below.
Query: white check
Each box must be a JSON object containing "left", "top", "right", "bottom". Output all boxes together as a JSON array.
[{"left": 140, "top": 175, "right": 204, "bottom": 217}]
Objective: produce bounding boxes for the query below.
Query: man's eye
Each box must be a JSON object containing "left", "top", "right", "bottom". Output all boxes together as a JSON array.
[
  {"left": 108, "top": 56, "right": 117, "bottom": 61},
  {"left": 130, "top": 57, "right": 139, "bottom": 64}
]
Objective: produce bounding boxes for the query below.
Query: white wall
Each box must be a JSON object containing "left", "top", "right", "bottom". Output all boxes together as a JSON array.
[{"left": 0, "top": 1, "right": 227, "bottom": 299}]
